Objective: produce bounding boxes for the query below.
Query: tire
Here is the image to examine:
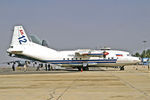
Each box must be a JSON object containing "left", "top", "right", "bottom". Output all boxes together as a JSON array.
[
  {"left": 120, "top": 66, "right": 124, "bottom": 70},
  {"left": 77, "top": 67, "right": 81, "bottom": 71},
  {"left": 83, "top": 67, "right": 89, "bottom": 71}
]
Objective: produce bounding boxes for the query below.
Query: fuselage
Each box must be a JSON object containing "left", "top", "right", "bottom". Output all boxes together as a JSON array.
[{"left": 7, "top": 42, "right": 141, "bottom": 68}]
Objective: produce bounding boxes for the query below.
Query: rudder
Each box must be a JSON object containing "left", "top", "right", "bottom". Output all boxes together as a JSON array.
[{"left": 10, "top": 26, "right": 30, "bottom": 46}]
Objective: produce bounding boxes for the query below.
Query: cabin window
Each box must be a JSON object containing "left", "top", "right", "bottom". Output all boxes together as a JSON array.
[
  {"left": 111, "top": 57, "right": 114, "bottom": 59},
  {"left": 63, "top": 58, "right": 65, "bottom": 60},
  {"left": 67, "top": 58, "right": 69, "bottom": 60},
  {"left": 72, "top": 58, "right": 74, "bottom": 60},
  {"left": 10, "top": 46, "right": 13, "bottom": 48},
  {"left": 76, "top": 58, "right": 78, "bottom": 60},
  {"left": 80, "top": 58, "right": 82, "bottom": 60}
]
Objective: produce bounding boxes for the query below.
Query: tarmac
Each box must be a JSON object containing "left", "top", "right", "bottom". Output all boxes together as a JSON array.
[{"left": 0, "top": 65, "right": 150, "bottom": 100}]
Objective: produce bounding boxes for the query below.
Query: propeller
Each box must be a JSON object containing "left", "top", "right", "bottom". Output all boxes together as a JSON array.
[{"left": 103, "top": 51, "right": 109, "bottom": 58}]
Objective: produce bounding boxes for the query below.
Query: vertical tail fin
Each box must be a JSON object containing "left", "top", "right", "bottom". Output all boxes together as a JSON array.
[{"left": 10, "top": 26, "right": 30, "bottom": 46}]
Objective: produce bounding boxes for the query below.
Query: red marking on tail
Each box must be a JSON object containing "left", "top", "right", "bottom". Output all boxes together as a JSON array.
[{"left": 19, "top": 30, "right": 24, "bottom": 35}]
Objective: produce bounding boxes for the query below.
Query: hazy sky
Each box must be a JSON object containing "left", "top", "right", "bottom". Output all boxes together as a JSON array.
[{"left": 0, "top": 0, "right": 150, "bottom": 62}]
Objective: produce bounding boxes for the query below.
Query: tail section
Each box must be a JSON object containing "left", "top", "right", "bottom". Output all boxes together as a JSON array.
[
  {"left": 7, "top": 25, "right": 57, "bottom": 60},
  {"left": 10, "top": 26, "right": 30, "bottom": 46}
]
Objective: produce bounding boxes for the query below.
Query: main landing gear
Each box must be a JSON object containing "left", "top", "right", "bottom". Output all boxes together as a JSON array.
[
  {"left": 83, "top": 67, "right": 89, "bottom": 71},
  {"left": 77, "top": 67, "right": 89, "bottom": 71}
]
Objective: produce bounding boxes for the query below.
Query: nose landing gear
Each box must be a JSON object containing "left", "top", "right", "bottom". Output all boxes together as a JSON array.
[{"left": 120, "top": 66, "right": 124, "bottom": 70}]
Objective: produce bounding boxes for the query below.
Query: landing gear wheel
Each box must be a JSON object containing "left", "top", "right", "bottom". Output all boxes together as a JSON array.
[
  {"left": 83, "top": 67, "right": 89, "bottom": 71},
  {"left": 120, "top": 66, "right": 124, "bottom": 70},
  {"left": 77, "top": 67, "right": 81, "bottom": 71}
]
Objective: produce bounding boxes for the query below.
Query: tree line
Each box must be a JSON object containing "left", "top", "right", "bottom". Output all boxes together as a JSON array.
[{"left": 133, "top": 49, "right": 150, "bottom": 58}]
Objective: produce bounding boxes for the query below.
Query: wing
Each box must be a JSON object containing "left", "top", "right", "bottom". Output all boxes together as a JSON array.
[{"left": 75, "top": 50, "right": 107, "bottom": 57}]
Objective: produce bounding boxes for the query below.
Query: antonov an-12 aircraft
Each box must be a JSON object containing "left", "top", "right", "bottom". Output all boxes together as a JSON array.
[{"left": 7, "top": 26, "right": 141, "bottom": 71}]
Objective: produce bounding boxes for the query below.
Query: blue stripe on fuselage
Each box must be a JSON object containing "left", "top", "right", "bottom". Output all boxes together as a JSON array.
[
  {"left": 42, "top": 59, "right": 117, "bottom": 64},
  {"left": 87, "top": 54, "right": 103, "bottom": 55}
]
